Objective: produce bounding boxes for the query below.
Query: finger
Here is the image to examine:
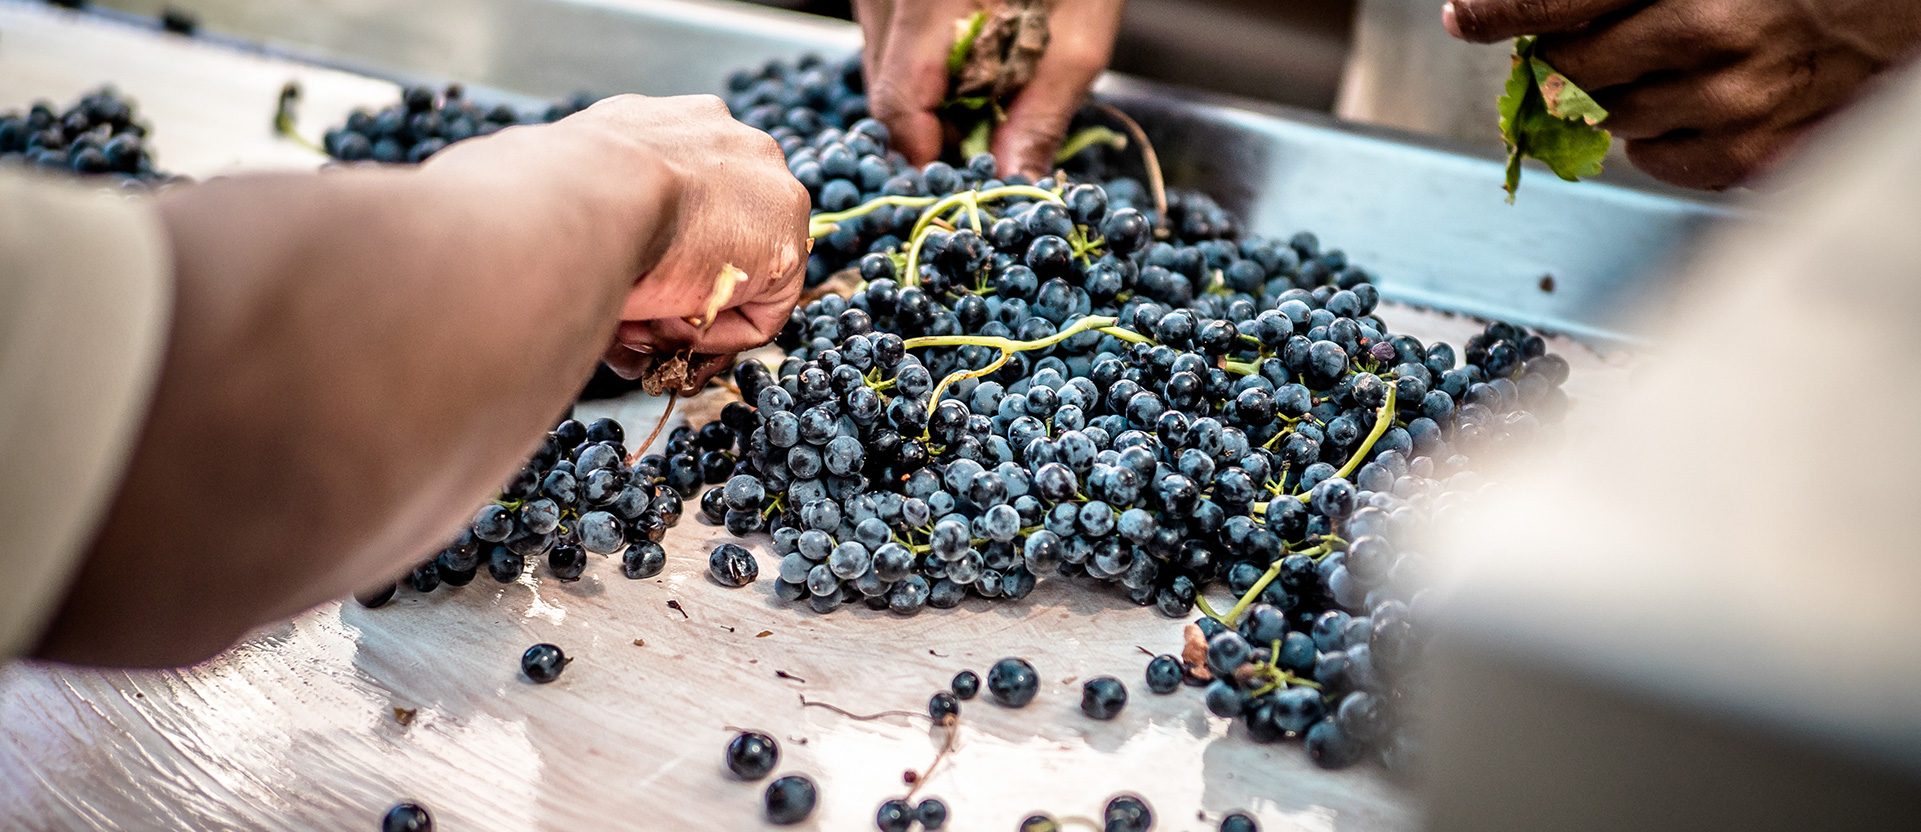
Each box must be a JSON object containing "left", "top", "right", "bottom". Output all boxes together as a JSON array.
[
  {"left": 993, "top": 2, "right": 1121, "bottom": 178},
  {"left": 1536, "top": 5, "right": 1731, "bottom": 92},
  {"left": 691, "top": 308, "right": 785, "bottom": 355},
  {"left": 852, "top": 0, "right": 893, "bottom": 91},
  {"left": 869, "top": 1, "right": 969, "bottom": 165},
  {"left": 619, "top": 272, "right": 705, "bottom": 322},
  {"left": 1444, "top": 0, "right": 1644, "bottom": 44},
  {"left": 618, "top": 314, "right": 753, "bottom": 356},
  {"left": 1594, "top": 69, "right": 1773, "bottom": 140},
  {"left": 601, "top": 342, "right": 654, "bottom": 380},
  {"left": 1624, "top": 123, "right": 1805, "bottom": 191}
]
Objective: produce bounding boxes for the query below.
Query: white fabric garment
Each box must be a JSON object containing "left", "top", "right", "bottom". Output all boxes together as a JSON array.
[
  {"left": 1421, "top": 59, "right": 1921, "bottom": 827},
  {"left": 0, "top": 172, "right": 172, "bottom": 658}
]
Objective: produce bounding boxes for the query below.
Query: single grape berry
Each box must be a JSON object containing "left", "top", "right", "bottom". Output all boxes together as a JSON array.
[
  {"left": 381, "top": 802, "right": 433, "bottom": 832},
  {"left": 1080, "top": 676, "right": 1127, "bottom": 720},
  {"left": 950, "top": 669, "right": 980, "bottom": 700},
  {"left": 916, "top": 797, "right": 949, "bottom": 830},
  {"left": 1021, "top": 814, "right": 1061, "bottom": 832},
  {"left": 1103, "top": 793, "right": 1153, "bottom": 832},
  {"left": 709, "top": 542, "right": 760, "bottom": 587},
  {"left": 622, "top": 540, "right": 667, "bottom": 579},
  {"left": 987, "top": 657, "right": 1039, "bottom": 708},
  {"left": 876, "top": 798, "right": 914, "bottom": 832},
  {"left": 725, "top": 730, "right": 780, "bottom": 780},
  {"left": 1220, "top": 811, "right": 1259, "bottom": 832},
  {"left": 764, "top": 774, "right": 818, "bottom": 825},
  {"left": 520, "top": 643, "right": 569, "bottom": 684},
  {"left": 928, "top": 691, "right": 961, "bottom": 725},
  {"left": 1145, "top": 654, "right": 1183, "bottom": 694}
]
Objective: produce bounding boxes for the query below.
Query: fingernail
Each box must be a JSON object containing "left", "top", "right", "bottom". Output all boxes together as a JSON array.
[{"left": 1441, "top": 3, "right": 1462, "bottom": 38}]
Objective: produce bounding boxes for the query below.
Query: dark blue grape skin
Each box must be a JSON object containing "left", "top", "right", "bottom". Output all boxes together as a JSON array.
[
  {"left": 1219, "top": 812, "right": 1259, "bottom": 832},
  {"left": 619, "top": 541, "right": 666, "bottom": 579},
  {"left": 1080, "top": 676, "right": 1128, "bottom": 720},
  {"left": 1104, "top": 794, "right": 1154, "bottom": 832},
  {"left": 725, "top": 730, "right": 780, "bottom": 780},
  {"left": 916, "top": 797, "right": 949, "bottom": 830},
  {"left": 546, "top": 545, "right": 586, "bottom": 582},
  {"left": 709, "top": 543, "right": 760, "bottom": 587},
  {"left": 763, "top": 774, "right": 818, "bottom": 825},
  {"left": 987, "top": 657, "right": 1039, "bottom": 708},
  {"left": 1305, "top": 717, "right": 1364, "bottom": 769},
  {"left": 951, "top": 669, "right": 981, "bottom": 700},
  {"left": 928, "top": 690, "right": 961, "bottom": 724},
  {"left": 381, "top": 802, "right": 433, "bottom": 832},
  {"left": 1145, "top": 655, "right": 1183, "bottom": 694},
  {"left": 519, "top": 643, "right": 568, "bottom": 684},
  {"left": 876, "top": 798, "right": 914, "bottom": 832}
]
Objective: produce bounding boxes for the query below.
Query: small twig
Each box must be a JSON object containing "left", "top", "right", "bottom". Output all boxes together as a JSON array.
[
  {"left": 626, "top": 393, "right": 678, "bottom": 466},
  {"left": 775, "top": 670, "right": 808, "bottom": 684},
  {"left": 667, "top": 599, "right": 689, "bottom": 620},
  {"left": 797, "top": 694, "right": 930, "bottom": 724},
  {"left": 1093, "top": 102, "right": 1167, "bottom": 226},
  {"left": 905, "top": 723, "right": 960, "bottom": 802}
]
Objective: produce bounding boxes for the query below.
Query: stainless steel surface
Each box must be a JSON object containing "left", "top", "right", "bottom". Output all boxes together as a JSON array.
[{"left": 86, "top": 0, "right": 1732, "bottom": 341}]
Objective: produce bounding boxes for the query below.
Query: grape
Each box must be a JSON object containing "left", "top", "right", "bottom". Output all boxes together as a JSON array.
[
  {"left": 622, "top": 541, "right": 667, "bottom": 579},
  {"left": 1080, "top": 676, "right": 1127, "bottom": 720},
  {"left": 709, "top": 543, "right": 760, "bottom": 588},
  {"left": 575, "top": 511, "right": 624, "bottom": 554},
  {"left": 0, "top": 88, "right": 173, "bottom": 187}
]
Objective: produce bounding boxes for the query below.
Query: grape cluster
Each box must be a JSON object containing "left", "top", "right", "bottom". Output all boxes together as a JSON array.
[
  {"left": 359, "top": 416, "right": 686, "bottom": 606},
  {"left": 0, "top": 87, "right": 172, "bottom": 186},
  {"left": 683, "top": 53, "right": 1572, "bottom": 774},
  {"left": 725, "top": 54, "right": 1156, "bottom": 289},
  {"left": 320, "top": 84, "right": 596, "bottom": 164}
]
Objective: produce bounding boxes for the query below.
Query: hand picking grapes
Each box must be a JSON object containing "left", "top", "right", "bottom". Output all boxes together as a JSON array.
[{"left": 0, "top": 93, "right": 804, "bottom": 665}]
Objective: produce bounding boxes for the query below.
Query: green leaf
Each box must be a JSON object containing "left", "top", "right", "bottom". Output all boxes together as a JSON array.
[
  {"left": 1497, "top": 36, "right": 1612, "bottom": 203},
  {"left": 947, "top": 11, "right": 988, "bottom": 76},
  {"left": 1516, "top": 102, "right": 1611, "bottom": 182},
  {"left": 1497, "top": 47, "right": 1536, "bottom": 203}
]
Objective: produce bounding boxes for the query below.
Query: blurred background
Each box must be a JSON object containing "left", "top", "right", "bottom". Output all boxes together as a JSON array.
[{"left": 743, "top": 0, "right": 1357, "bottom": 111}]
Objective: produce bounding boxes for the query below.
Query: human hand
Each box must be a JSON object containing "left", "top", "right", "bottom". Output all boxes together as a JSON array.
[
  {"left": 425, "top": 93, "right": 807, "bottom": 381},
  {"left": 1443, "top": 0, "right": 1921, "bottom": 189},
  {"left": 855, "top": 0, "right": 1126, "bottom": 178},
  {"left": 572, "top": 95, "right": 809, "bottom": 381}
]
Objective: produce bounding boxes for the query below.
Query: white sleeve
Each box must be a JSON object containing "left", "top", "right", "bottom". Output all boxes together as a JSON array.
[
  {"left": 0, "top": 172, "right": 172, "bottom": 659},
  {"left": 1422, "top": 61, "right": 1921, "bottom": 827}
]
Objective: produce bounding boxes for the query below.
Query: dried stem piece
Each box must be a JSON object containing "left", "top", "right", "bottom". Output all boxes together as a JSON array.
[{"left": 1093, "top": 102, "right": 1168, "bottom": 226}]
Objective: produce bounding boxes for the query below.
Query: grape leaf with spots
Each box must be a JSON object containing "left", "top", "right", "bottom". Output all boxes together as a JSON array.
[{"left": 1499, "top": 37, "right": 1611, "bottom": 203}]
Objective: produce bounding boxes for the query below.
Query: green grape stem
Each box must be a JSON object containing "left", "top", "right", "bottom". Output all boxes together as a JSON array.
[
  {"left": 1249, "top": 383, "right": 1399, "bottom": 517},
  {"left": 1208, "top": 542, "right": 1334, "bottom": 628},
  {"left": 809, "top": 195, "right": 939, "bottom": 238}
]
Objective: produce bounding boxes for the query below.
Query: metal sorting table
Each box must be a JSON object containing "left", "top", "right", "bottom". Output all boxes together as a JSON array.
[{"left": 0, "top": 2, "right": 1721, "bottom": 830}]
